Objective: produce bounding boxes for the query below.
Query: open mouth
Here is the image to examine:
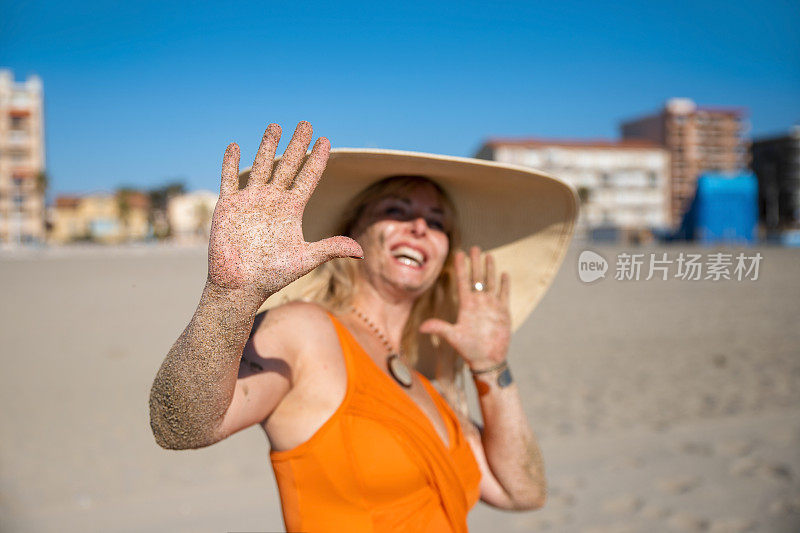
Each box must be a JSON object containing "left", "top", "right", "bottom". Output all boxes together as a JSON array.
[{"left": 390, "top": 244, "right": 427, "bottom": 269}]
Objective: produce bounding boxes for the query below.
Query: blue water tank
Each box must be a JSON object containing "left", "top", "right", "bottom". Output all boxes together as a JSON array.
[{"left": 676, "top": 172, "right": 758, "bottom": 244}]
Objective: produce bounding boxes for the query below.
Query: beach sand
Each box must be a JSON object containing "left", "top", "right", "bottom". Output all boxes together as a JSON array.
[{"left": 1, "top": 242, "right": 798, "bottom": 532}]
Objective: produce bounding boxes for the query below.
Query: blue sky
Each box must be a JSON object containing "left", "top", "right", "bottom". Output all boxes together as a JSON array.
[{"left": 2, "top": 0, "right": 799, "bottom": 196}]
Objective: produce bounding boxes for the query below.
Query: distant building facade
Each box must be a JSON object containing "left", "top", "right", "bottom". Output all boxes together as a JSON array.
[
  {"left": 167, "top": 191, "right": 217, "bottom": 243},
  {"left": 750, "top": 127, "right": 800, "bottom": 232},
  {"left": 0, "top": 69, "right": 46, "bottom": 244},
  {"left": 621, "top": 98, "right": 749, "bottom": 227},
  {"left": 50, "top": 191, "right": 151, "bottom": 244},
  {"left": 476, "top": 138, "right": 670, "bottom": 240}
]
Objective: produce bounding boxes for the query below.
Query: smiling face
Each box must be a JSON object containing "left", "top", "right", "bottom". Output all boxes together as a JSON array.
[{"left": 350, "top": 182, "right": 452, "bottom": 299}]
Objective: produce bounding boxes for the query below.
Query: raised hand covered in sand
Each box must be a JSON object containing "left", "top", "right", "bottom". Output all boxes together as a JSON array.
[
  {"left": 207, "top": 122, "right": 364, "bottom": 300},
  {"left": 419, "top": 246, "right": 512, "bottom": 370}
]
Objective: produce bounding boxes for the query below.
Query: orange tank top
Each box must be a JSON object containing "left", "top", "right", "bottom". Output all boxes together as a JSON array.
[{"left": 269, "top": 312, "right": 482, "bottom": 533}]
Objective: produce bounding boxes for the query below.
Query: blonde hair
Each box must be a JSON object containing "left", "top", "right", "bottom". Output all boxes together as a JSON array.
[{"left": 299, "top": 176, "right": 471, "bottom": 420}]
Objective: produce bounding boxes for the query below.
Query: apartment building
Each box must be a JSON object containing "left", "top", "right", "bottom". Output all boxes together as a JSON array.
[
  {"left": 0, "top": 69, "right": 46, "bottom": 244},
  {"left": 50, "top": 191, "right": 151, "bottom": 244},
  {"left": 621, "top": 98, "right": 749, "bottom": 227},
  {"left": 750, "top": 126, "right": 800, "bottom": 233},
  {"left": 167, "top": 190, "right": 218, "bottom": 243},
  {"left": 476, "top": 138, "right": 670, "bottom": 241}
]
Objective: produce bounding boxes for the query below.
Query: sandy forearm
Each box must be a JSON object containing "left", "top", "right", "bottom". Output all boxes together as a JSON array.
[
  {"left": 149, "top": 121, "right": 359, "bottom": 450},
  {"left": 474, "top": 368, "right": 547, "bottom": 509},
  {"left": 148, "top": 280, "right": 265, "bottom": 450}
]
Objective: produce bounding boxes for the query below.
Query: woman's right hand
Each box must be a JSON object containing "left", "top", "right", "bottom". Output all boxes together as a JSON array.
[{"left": 207, "top": 121, "right": 363, "bottom": 300}]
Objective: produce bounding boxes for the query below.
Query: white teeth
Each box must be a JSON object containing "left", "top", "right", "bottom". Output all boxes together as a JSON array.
[
  {"left": 397, "top": 257, "right": 420, "bottom": 267},
  {"left": 391, "top": 246, "right": 425, "bottom": 264}
]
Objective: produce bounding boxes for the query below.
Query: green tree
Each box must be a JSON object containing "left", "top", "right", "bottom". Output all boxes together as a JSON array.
[
  {"left": 35, "top": 170, "right": 48, "bottom": 194},
  {"left": 116, "top": 187, "right": 138, "bottom": 241},
  {"left": 148, "top": 181, "right": 186, "bottom": 240}
]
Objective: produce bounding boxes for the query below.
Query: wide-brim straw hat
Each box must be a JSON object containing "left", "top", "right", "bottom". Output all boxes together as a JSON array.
[{"left": 240, "top": 148, "right": 578, "bottom": 332}]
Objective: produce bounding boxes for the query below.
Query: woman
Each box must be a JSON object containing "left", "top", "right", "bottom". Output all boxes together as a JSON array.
[{"left": 149, "top": 121, "right": 577, "bottom": 532}]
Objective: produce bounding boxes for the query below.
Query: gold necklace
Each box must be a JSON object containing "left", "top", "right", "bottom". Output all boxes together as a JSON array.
[{"left": 349, "top": 305, "right": 413, "bottom": 388}]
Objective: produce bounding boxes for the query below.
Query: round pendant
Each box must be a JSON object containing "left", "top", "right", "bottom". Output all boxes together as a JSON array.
[{"left": 387, "top": 354, "right": 413, "bottom": 388}]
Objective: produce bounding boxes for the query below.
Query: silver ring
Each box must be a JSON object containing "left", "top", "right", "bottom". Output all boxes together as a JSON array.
[{"left": 473, "top": 281, "right": 485, "bottom": 292}]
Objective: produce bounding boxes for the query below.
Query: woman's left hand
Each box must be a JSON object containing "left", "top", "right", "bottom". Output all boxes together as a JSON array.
[{"left": 420, "top": 246, "right": 512, "bottom": 370}]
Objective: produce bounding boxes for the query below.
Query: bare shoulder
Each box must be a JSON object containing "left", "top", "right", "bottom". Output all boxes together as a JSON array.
[
  {"left": 253, "top": 300, "right": 335, "bottom": 342},
  {"left": 215, "top": 300, "right": 341, "bottom": 442},
  {"left": 250, "top": 301, "right": 338, "bottom": 374},
  {"left": 249, "top": 301, "right": 348, "bottom": 451}
]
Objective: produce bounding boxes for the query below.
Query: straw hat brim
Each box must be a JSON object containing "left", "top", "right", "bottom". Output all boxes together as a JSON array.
[{"left": 239, "top": 148, "right": 578, "bottom": 332}]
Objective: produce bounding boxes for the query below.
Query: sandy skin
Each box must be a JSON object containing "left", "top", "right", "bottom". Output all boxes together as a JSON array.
[{"left": 148, "top": 122, "right": 363, "bottom": 450}]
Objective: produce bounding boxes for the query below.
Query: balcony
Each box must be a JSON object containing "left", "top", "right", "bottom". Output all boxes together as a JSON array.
[
  {"left": 6, "top": 131, "right": 30, "bottom": 146},
  {"left": 8, "top": 108, "right": 32, "bottom": 118}
]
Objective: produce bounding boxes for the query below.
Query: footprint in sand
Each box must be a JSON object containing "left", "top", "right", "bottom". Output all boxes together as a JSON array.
[
  {"left": 679, "top": 441, "right": 714, "bottom": 456},
  {"left": 656, "top": 475, "right": 703, "bottom": 495},
  {"left": 548, "top": 491, "right": 577, "bottom": 508},
  {"left": 757, "top": 462, "right": 793, "bottom": 483},
  {"left": 707, "top": 517, "right": 757, "bottom": 533},
  {"left": 716, "top": 438, "right": 755, "bottom": 458},
  {"left": 768, "top": 496, "right": 800, "bottom": 517},
  {"left": 601, "top": 494, "right": 644, "bottom": 515},
  {"left": 667, "top": 512, "right": 709, "bottom": 531},
  {"left": 639, "top": 503, "right": 673, "bottom": 520},
  {"left": 730, "top": 455, "right": 792, "bottom": 482},
  {"left": 729, "top": 456, "right": 760, "bottom": 477}
]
